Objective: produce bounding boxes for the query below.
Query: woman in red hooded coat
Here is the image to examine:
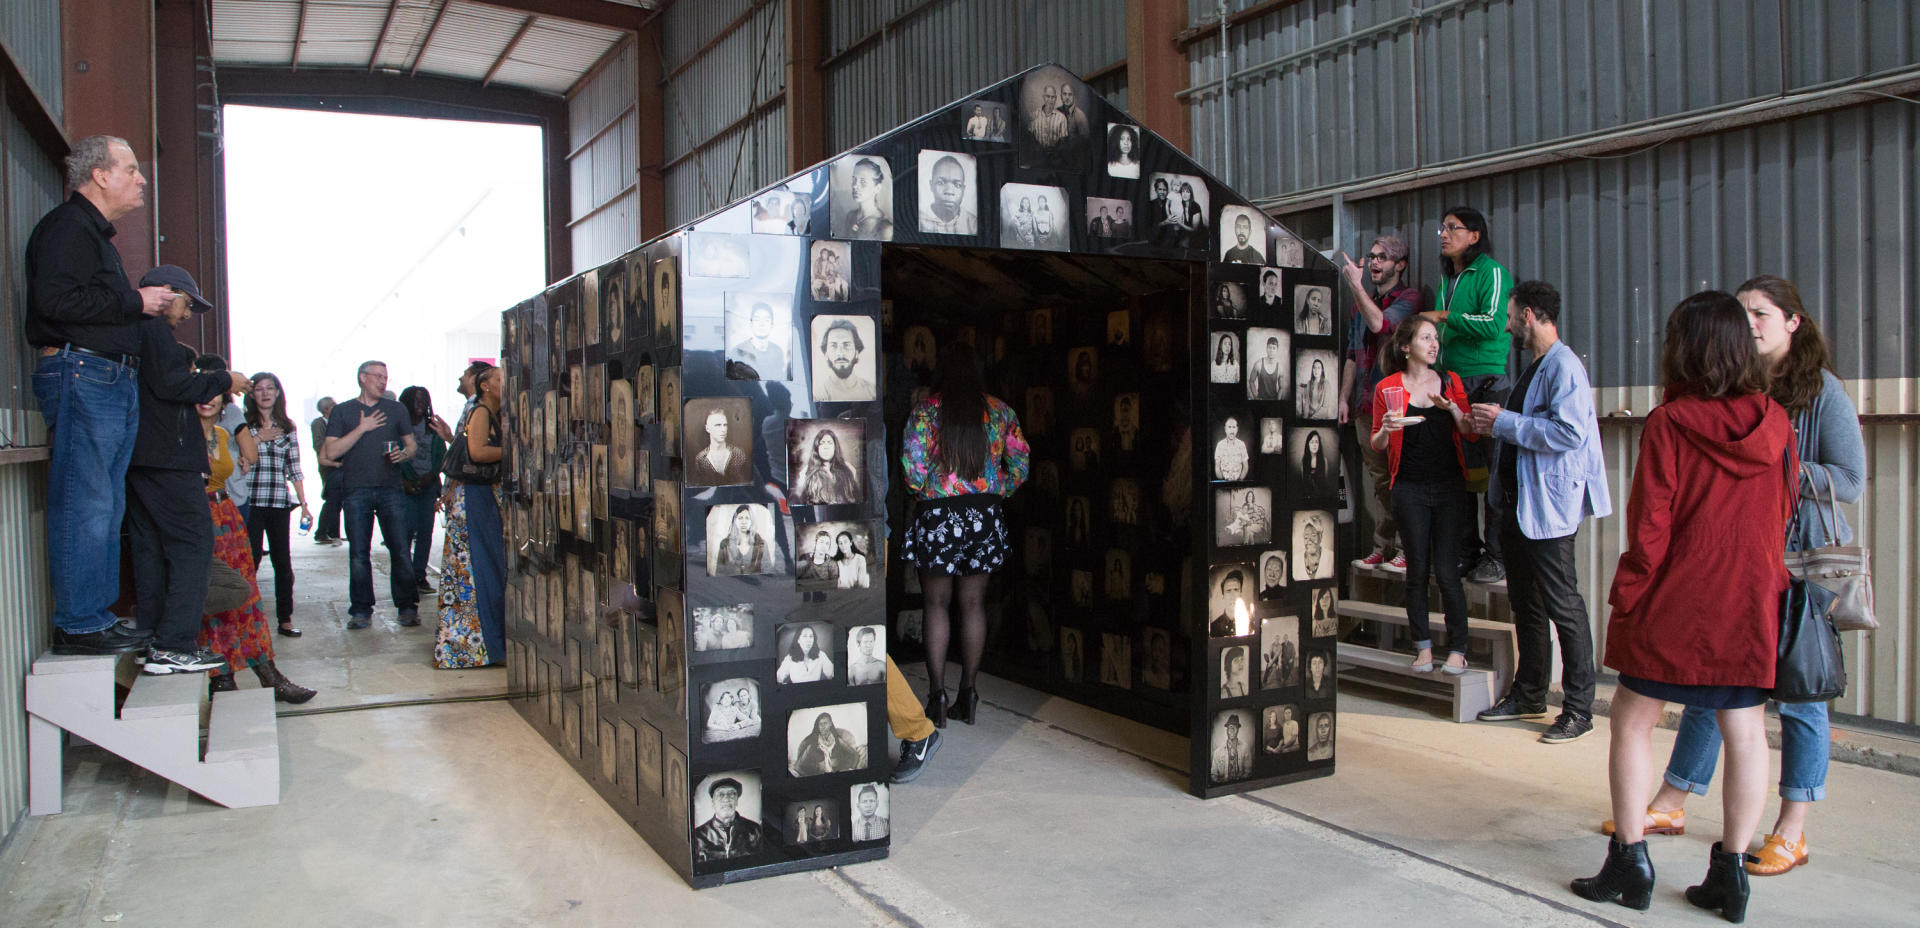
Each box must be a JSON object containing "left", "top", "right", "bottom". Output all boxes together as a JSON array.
[{"left": 1571, "top": 292, "right": 1796, "bottom": 923}]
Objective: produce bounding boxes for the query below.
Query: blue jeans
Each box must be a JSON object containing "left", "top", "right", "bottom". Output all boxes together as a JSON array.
[
  {"left": 31, "top": 352, "right": 139, "bottom": 634},
  {"left": 405, "top": 488, "right": 437, "bottom": 580},
  {"left": 342, "top": 484, "right": 417, "bottom": 616},
  {"left": 1664, "top": 701, "right": 1830, "bottom": 802}
]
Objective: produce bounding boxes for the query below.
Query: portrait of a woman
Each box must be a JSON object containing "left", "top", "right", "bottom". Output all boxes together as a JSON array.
[
  {"left": 1210, "top": 333, "right": 1240, "bottom": 384},
  {"left": 776, "top": 625, "right": 836, "bottom": 683},
  {"left": 835, "top": 531, "right": 871, "bottom": 589},
  {"left": 1298, "top": 429, "right": 1337, "bottom": 498},
  {"left": 796, "top": 426, "right": 860, "bottom": 504},
  {"left": 790, "top": 710, "right": 864, "bottom": 776},
  {"left": 712, "top": 504, "right": 769, "bottom": 576}
]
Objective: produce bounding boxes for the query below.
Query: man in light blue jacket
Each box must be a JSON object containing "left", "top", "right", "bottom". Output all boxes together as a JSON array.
[{"left": 1467, "top": 281, "right": 1612, "bottom": 744}]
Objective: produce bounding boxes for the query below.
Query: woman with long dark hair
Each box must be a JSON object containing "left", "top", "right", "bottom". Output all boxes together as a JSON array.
[
  {"left": 1299, "top": 430, "right": 1336, "bottom": 498},
  {"left": 237, "top": 372, "right": 311, "bottom": 637},
  {"left": 776, "top": 625, "right": 835, "bottom": 683},
  {"left": 433, "top": 365, "right": 506, "bottom": 668},
  {"left": 1603, "top": 275, "right": 1865, "bottom": 879},
  {"left": 900, "top": 342, "right": 1030, "bottom": 726},
  {"left": 1573, "top": 292, "right": 1795, "bottom": 921},
  {"left": 834, "top": 530, "right": 870, "bottom": 589},
  {"left": 797, "top": 426, "right": 859, "bottom": 503},
  {"left": 1431, "top": 205, "right": 1515, "bottom": 583},
  {"left": 397, "top": 385, "right": 448, "bottom": 594}
]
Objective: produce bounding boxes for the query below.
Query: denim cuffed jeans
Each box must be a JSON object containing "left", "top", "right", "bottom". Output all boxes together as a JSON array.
[
  {"left": 31, "top": 352, "right": 138, "bottom": 634},
  {"left": 342, "top": 484, "right": 417, "bottom": 617},
  {"left": 1665, "top": 701, "right": 1830, "bottom": 802}
]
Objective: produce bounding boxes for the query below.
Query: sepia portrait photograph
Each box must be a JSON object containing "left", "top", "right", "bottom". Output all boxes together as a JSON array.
[
  {"left": 1099, "top": 632, "right": 1132, "bottom": 688},
  {"left": 903, "top": 325, "right": 937, "bottom": 371},
  {"left": 1258, "top": 549, "right": 1289, "bottom": 599},
  {"left": 959, "top": 99, "right": 1009, "bottom": 142},
  {"left": 1105, "top": 123, "right": 1141, "bottom": 178},
  {"left": 1275, "top": 231, "right": 1306, "bottom": 268},
  {"left": 1295, "top": 349, "right": 1338, "bottom": 420},
  {"left": 775, "top": 622, "right": 837, "bottom": 683},
  {"left": 1209, "top": 410, "right": 1251, "bottom": 481},
  {"left": 1262, "top": 705, "right": 1301, "bottom": 754},
  {"left": 1017, "top": 65, "right": 1094, "bottom": 171},
  {"left": 1103, "top": 548, "right": 1130, "bottom": 600},
  {"left": 580, "top": 271, "right": 600, "bottom": 347},
  {"left": 692, "top": 770, "right": 763, "bottom": 863},
  {"left": 1143, "top": 310, "right": 1176, "bottom": 372},
  {"left": 1141, "top": 627, "right": 1172, "bottom": 690},
  {"left": 1244, "top": 327, "right": 1290, "bottom": 400},
  {"left": 624, "top": 252, "right": 649, "bottom": 341},
  {"left": 653, "top": 256, "right": 679, "bottom": 348},
  {"left": 1312, "top": 587, "right": 1337, "bottom": 637},
  {"left": 750, "top": 184, "right": 811, "bottom": 235},
  {"left": 1294, "top": 284, "right": 1334, "bottom": 336},
  {"left": 1259, "top": 417, "right": 1285, "bottom": 455},
  {"left": 1307, "top": 711, "right": 1335, "bottom": 761},
  {"left": 1110, "top": 478, "right": 1140, "bottom": 525},
  {"left": 691, "top": 603, "right": 755, "bottom": 652},
  {"left": 917, "top": 150, "right": 979, "bottom": 235},
  {"left": 1219, "top": 644, "right": 1250, "bottom": 697},
  {"left": 1209, "top": 709, "right": 1254, "bottom": 784},
  {"left": 788, "top": 703, "right": 869, "bottom": 777},
  {"left": 999, "top": 183, "right": 1070, "bottom": 252},
  {"left": 705, "top": 502, "right": 781, "bottom": 577},
  {"left": 637, "top": 720, "right": 665, "bottom": 797},
  {"left": 1027, "top": 307, "right": 1053, "bottom": 345},
  {"left": 602, "top": 264, "right": 626, "bottom": 348},
  {"left": 1062, "top": 496, "right": 1088, "bottom": 544},
  {"left": 1066, "top": 346, "right": 1098, "bottom": 394},
  {"left": 666, "top": 750, "right": 689, "bottom": 835},
  {"left": 811, "top": 315, "right": 878, "bottom": 402},
  {"left": 659, "top": 589, "right": 686, "bottom": 715},
  {"left": 1292, "top": 510, "right": 1335, "bottom": 581},
  {"left": 700, "top": 677, "right": 762, "bottom": 744},
  {"left": 1086, "top": 197, "right": 1133, "bottom": 239},
  {"left": 850, "top": 782, "right": 891, "bottom": 841},
  {"left": 784, "top": 798, "right": 841, "bottom": 846},
  {"left": 1024, "top": 602, "right": 1052, "bottom": 654},
  {"left": 788, "top": 418, "right": 865, "bottom": 505},
  {"left": 1219, "top": 205, "right": 1268, "bottom": 264},
  {"left": 1290, "top": 426, "right": 1341, "bottom": 499},
  {"left": 688, "top": 232, "right": 751, "bottom": 278},
  {"left": 725, "top": 293, "right": 796, "bottom": 381},
  {"left": 591, "top": 444, "right": 609, "bottom": 520},
  {"left": 609, "top": 379, "right": 634, "bottom": 492},
  {"left": 846, "top": 625, "right": 886, "bottom": 685},
  {"left": 636, "top": 364, "right": 656, "bottom": 419},
  {"left": 1207, "top": 563, "right": 1256, "bottom": 638},
  {"left": 1210, "top": 280, "right": 1247, "bottom": 320},
  {"left": 810, "top": 240, "right": 852, "bottom": 301},
  {"left": 1070, "top": 569, "right": 1093, "bottom": 607},
  {"left": 1215, "top": 486, "right": 1275, "bottom": 547},
  {"left": 830, "top": 154, "right": 895, "bottom": 241},
  {"left": 1068, "top": 429, "right": 1101, "bottom": 472},
  {"left": 1059, "top": 627, "right": 1084, "bottom": 682},
  {"left": 1146, "top": 172, "right": 1209, "bottom": 249},
  {"left": 683, "top": 397, "right": 754, "bottom": 487},
  {"left": 1114, "top": 393, "right": 1139, "bottom": 450},
  {"left": 1023, "top": 527, "right": 1051, "bottom": 577},
  {"left": 795, "top": 520, "right": 874, "bottom": 591},
  {"left": 1305, "top": 649, "right": 1334, "bottom": 700},
  {"left": 1260, "top": 614, "right": 1301, "bottom": 690},
  {"left": 659, "top": 367, "right": 682, "bottom": 455}
]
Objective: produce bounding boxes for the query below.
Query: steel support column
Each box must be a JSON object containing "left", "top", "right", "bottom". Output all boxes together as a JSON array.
[
  {"left": 785, "top": 0, "right": 827, "bottom": 174},
  {"left": 1127, "top": 0, "right": 1191, "bottom": 153}
]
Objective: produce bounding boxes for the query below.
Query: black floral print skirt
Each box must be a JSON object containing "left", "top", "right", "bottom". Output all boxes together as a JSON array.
[{"left": 903, "top": 494, "right": 1007, "bottom": 576}]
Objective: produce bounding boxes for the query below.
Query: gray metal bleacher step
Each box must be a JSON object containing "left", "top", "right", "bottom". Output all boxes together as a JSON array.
[
  {"left": 1335, "top": 599, "right": 1512, "bottom": 634},
  {"left": 1337, "top": 642, "right": 1498, "bottom": 723},
  {"left": 30, "top": 652, "right": 124, "bottom": 675},
  {"left": 205, "top": 688, "right": 278, "bottom": 763},
  {"left": 119, "top": 672, "right": 207, "bottom": 720}
]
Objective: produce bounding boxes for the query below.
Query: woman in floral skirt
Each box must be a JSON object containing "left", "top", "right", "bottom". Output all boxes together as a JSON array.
[{"left": 435, "top": 364, "right": 506, "bottom": 668}]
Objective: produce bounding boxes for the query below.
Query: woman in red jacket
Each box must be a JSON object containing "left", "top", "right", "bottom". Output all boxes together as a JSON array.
[
  {"left": 1572, "top": 292, "right": 1795, "bottom": 923},
  {"left": 1370, "top": 316, "right": 1477, "bottom": 674}
]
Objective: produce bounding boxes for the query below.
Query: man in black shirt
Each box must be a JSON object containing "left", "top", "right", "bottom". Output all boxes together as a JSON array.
[
  {"left": 324, "top": 360, "right": 419, "bottom": 628},
  {"left": 26, "top": 135, "right": 178, "bottom": 654}
]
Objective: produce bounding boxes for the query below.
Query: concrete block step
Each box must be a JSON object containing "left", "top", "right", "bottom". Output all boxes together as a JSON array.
[
  {"left": 1337, "top": 642, "right": 1497, "bottom": 723},
  {"left": 121, "top": 672, "right": 207, "bottom": 720},
  {"left": 31, "top": 652, "right": 125, "bottom": 675},
  {"left": 206, "top": 688, "right": 278, "bottom": 763}
]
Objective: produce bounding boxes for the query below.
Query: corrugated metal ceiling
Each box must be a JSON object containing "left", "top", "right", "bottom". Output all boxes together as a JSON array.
[{"left": 209, "top": 0, "right": 641, "bottom": 95}]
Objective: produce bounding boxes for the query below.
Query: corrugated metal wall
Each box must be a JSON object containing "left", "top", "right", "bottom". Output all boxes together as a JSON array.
[
  {"left": 660, "top": 0, "right": 788, "bottom": 229},
  {"left": 568, "top": 40, "right": 640, "bottom": 271},
  {"left": 0, "top": 0, "right": 65, "bottom": 126}
]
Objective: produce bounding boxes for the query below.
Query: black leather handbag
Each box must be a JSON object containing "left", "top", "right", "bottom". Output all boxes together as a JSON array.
[
  {"left": 1773, "top": 452, "right": 1846, "bottom": 703},
  {"left": 442, "top": 406, "right": 501, "bottom": 486}
]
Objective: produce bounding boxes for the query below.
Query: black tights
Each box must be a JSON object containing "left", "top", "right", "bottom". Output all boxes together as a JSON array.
[{"left": 920, "top": 570, "right": 989, "bottom": 696}]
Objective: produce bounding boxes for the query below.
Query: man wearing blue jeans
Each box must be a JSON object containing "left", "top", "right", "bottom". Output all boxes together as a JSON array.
[
  {"left": 26, "top": 135, "right": 179, "bottom": 654},
  {"left": 323, "top": 361, "right": 418, "bottom": 628}
]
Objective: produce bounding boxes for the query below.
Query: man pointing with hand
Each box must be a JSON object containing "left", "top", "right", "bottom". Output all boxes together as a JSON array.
[{"left": 324, "top": 360, "right": 419, "bottom": 628}]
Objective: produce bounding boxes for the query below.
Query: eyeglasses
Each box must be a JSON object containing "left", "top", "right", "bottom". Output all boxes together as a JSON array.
[
  {"left": 1437, "top": 223, "right": 1469, "bottom": 236},
  {"left": 1364, "top": 252, "right": 1391, "bottom": 262}
]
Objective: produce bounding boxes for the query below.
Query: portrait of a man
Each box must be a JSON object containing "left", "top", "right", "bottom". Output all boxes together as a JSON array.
[
  {"left": 811, "top": 315, "right": 878, "bottom": 402},
  {"left": 1018, "top": 66, "right": 1093, "bottom": 171},
  {"left": 1210, "top": 710, "right": 1253, "bottom": 784},
  {"left": 810, "top": 240, "right": 851, "bottom": 301},
  {"left": 1307, "top": 711, "right": 1335, "bottom": 761},
  {"left": 959, "top": 99, "right": 1008, "bottom": 142},
  {"left": 725, "top": 294, "right": 794, "bottom": 381},
  {"left": 659, "top": 367, "right": 681, "bottom": 456},
  {"left": 1262, "top": 705, "right": 1301, "bottom": 754},
  {"left": 692, "top": 772, "right": 763, "bottom": 863},
  {"left": 652, "top": 256, "right": 678, "bottom": 349},
  {"left": 917, "top": 150, "right": 978, "bottom": 235},
  {"left": 1257, "top": 268, "right": 1283, "bottom": 312},
  {"left": 1220, "top": 206, "right": 1268, "bottom": 264},
  {"left": 1258, "top": 550, "right": 1288, "bottom": 599},
  {"left": 1245, "top": 327, "right": 1289, "bottom": 401},
  {"left": 847, "top": 625, "right": 886, "bottom": 685},
  {"left": 1208, "top": 565, "right": 1255, "bottom": 638},
  {"left": 850, "top": 783, "right": 890, "bottom": 841},
  {"left": 1114, "top": 394, "right": 1139, "bottom": 450},
  {"left": 1261, "top": 615, "right": 1300, "bottom": 690},
  {"left": 1141, "top": 628, "right": 1172, "bottom": 690},
  {"left": 1086, "top": 197, "right": 1133, "bottom": 239},
  {"left": 683, "top": 397, "right": 753, "bottom": 487}
]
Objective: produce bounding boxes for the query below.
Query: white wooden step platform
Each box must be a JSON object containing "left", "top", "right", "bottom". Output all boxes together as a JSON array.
[
  {"left": 1334, "top": 600, "right": 1520, "bottom": 699},
  {"left": 1336, "top": 642, "right": 1499, "bottom": 723}
]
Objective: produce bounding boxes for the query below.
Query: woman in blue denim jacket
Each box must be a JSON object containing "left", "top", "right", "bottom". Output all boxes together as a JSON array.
[{"left": 1603, "top": 274, "right": 1864, "bottom": 878}]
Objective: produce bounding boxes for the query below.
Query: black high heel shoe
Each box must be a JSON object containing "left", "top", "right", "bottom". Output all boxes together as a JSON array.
[
  {"left": 925, "top": 689, "right": 948, "bottom": 728},
  {"left": 950, "top": 686, "right": 979, "bottom": 725},
  {"left": 1570, "top": 838, "right": 1654, "bottom": 911},
  {"left": 1685, "top": 841, "right": 1754, "bottom": 923}
]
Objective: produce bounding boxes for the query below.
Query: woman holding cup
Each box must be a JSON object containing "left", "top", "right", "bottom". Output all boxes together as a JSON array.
[{"left": 1370, "top": 316, "right": 1478, "bottom": 673}]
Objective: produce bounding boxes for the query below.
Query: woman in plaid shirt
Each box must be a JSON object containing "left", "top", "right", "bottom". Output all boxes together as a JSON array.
[{"left": 238, "top": 372, "right": 311, "bottom": 637}]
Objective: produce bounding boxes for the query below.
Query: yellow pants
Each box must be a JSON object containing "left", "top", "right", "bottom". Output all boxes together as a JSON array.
[{"left": 886, "top": 655, "right": 936, "bottom": 742}]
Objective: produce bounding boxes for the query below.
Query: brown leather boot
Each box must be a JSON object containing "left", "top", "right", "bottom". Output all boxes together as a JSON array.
[{"left": 253, "top": 660, "right": 316, "bottom": 704}]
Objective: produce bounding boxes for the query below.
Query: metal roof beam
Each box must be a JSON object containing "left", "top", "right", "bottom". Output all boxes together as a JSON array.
[
  {"left": 368, "top": 0, "right": 400, "bottom": 71},
  {"left": 410, "top": 1, "right": 452, "bottom": 77},
  {"left": 483, "top": 15, "right": 537, "bottom": 87},
  {"left": 291, "top": 0, "right": 310, "bottom": 71},
  {"left": 470, "top": 0, "right": 648, "bottom": 31}
]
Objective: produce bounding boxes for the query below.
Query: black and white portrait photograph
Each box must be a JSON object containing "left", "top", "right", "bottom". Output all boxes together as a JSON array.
[
  {"left": 1103, "top": 549, "right": 1130, "bottom": 600},
  {"left": 1067, "top": 346, "right": 1097, "bottom": 394},
  {"left": 603, "top": 264, "right": 626, "bottom": 348},
  {"left": 1017, "top": 65, "right": 1094, "bottom": 171},
  {"left": 1290, "top": 426, "right": 1340, "bottom": 499},
  {"left": 960, "top": 99, "right": 1009, "bottom": 142},
  {"left": 1275, "top": 232, "right": 1306, "bottom": 268},
  {"left": 1294, "top": 284, "right": 1333, "bottom": 336},
  {"left": 692, "top": 771, "right": 763, "bottom": 863},
  {"left": 810, "top": 240, "right": 851, "bottom": 301},
  {"left": 1210, "top": 410, "right": 1251, "bottom": 481},
  {"left": 1307, "top": 711, "right": 1335, "bottom": 761},
  {"left": 1260, "top": 615, "right": 1301, "bottom": 690},
  {"left": 705, "top": 503, "right": 781, "bottom": 577},
  {"left": 1256, "top": 267, "right": 1284, "bottom": 313},
  {"left": 1023, "top": 386, "right": 1053, "bottom": 437},
  {"left": 1210, "top": 280, "right": 1247, "bottom": 320},
  {"left": 692, "top": 603, "right": 755, "bottom": 652},
  {"left": 1312, "top": 588, "right": 1337, "bottom": 637},
  {"left": 1023, "top": 527, "right": 1051, "bottom": 577},
  {"left": 998, "top": 183, "right": 1070, "bottom": 252},
  {"left": 1068, "top": 429, "right": 1101, "bottom": 472},
  {"left": 1113, "top": 394, "right": 1139, "bottom": 450},
  {"left": 1099, "top": 632, "right": 1132, "bottom": 688},
  {"left": 1245, "top": 327, "right": 1289, "bottom": 401},
  {"left": 795, "top": 520, "right": 874, "bottom": 591},
  {"left": 624, "top": 252, "right": 648, "bottom": 340},
  {"left": 1141, "top": 628, "right": 1172, "bottom": 689},
  {"left": 830, "top": 153, "right": 895, "bottom": 241},
  {"left": 580, "top": 271, "right": 600, "bottom": 347},
  {"left": 1207, "top": 564, "right": 1255, "bottom": 638},
  {"left": 1295, "top": 350, "right": 1338, "bottom": 420},
  {"left": 787, "top": 703, "right": 869, "bottom": 777},
  {"left": 1105, "top": 123, "right": 1141, "bottom": 178},
  {"left": 1215, "top": 486, "right": 1274, "bottom": 547},
  {"left": 1219, "top": 644, "right": 1250, "bottom": 697},
  {"left": 1305, "top": 650, "right": 1334, "bottom": 700},
  {"left": 1086, "top": 197, "right": 1133, "bottom": 239},
  {"left": 609, "top": 379, "right": 634, "bottom": 492},
  {"left": 653, "top": 256, "right": 678, "bottom": 348},
  {"left": 917, "top": 149, "right": 978, "bottom": 235},
  {"left": 683, "top": 397, "right": 754, "bottom": 487},
  {"left": 750, "top": 184, "right": 811, "bottom": 235},
  {"left": 1059, "top": 627, "right": 1084, "bottom": 682},
  {"left": 1292, "top": 510, "right": 1335, "bottom": 581},
  {"left": 788, "top": 418, "right": 865, "bottom": 505},
  {"left": 1219, "top": 205, "right": 1268, "bottom": 264},
  {"left": 846, "top": 625, "right": 886, "bottom": 685},
  {"left": 637, "top": 720, "right": 664, "bottom": 796},
  {"left": 1146, "top": 172, "right": 1209, "bottom": 249},
  {"left": 725, "top": 293, "right": 796, "bottom": 381},
  {"left": 1263, "top": 705, "right": 1301, "bottom": 754},
  {"left": 1106, "top": 310, "right": 1130, "bottom": 346},
  {"left": 1208, "top": 331, "right": 1240, "bottom": 385},
  {"left": 688, "top": 232, "right": 751, "bottom": 278},
  {"left": 1143, "top": 310, "right": 1176, "bottom": 372},
  {"left": 666, "top": 749, "right": 689, "bottom": 834},
  {"left": 1070, "top": 569, "right": 1093, "bottom": 607},
  {"left": 903, "top": 325, "right": 937, "bottom": 371},
  {"left": 898, "top": 608, "right": 923, "bottom": 643},
  {"left": 811, "top": 315, "right": 878, "bottom": 402},
  {"left": 1110, "top": 478, "right": 1140, "bottom": 525},
  {"left": 784, "top": 799, "right": 841, "bottom": 845},
  {"left": 653, "top": 476, "right": 681, "bottom": 553},
  {"left": 636, "top": 364, "right": 655, "bottom": 419},
  {"left": 1027, "top": 307, "right": 1052, "bottom": 345},
  {"left": 775, "top": 622, "right": 837, "bottom": 683},
  {"left": 592, "top": 444, "right": 609, "bottom": 520},
  {"left": 1259, "top": 417, "right": 1285, "bottom": 455},
  {"left": 1063, "top": 496, "right": 1090, "bottom": 545},
  {"left": 659, "top": 367, "right": 682, "bottom": 456},
  {"left": 611, "top": 520, "right": 633, "bottom": 583},
  {"left": 850, "top": 782, "right": 890, "bottom": 841},
  {"left": 1209, "top": 709, "right": 1253, "bottom": 784},
  {"left": 700, "top": 677, "right": 763, "bottom": 744}
]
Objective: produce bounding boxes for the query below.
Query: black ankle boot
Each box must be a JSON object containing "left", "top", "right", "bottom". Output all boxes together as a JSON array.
[
  {"left": 1685, "top": 841, "right": 1753, "bottom": 923},
  {"left": 924, "top": 689, "right": 948, "bottom": 728},
  {"left": 209, "top": 672, "right": 238, "bottom": 694},
  {"left": 1570, "top": 838, "right": 1654, "bottom": 911},
  {"left": 252, "top": 660, "right": 317, "bottom": 705},
  {"left": 950, "top": 685, "right": 979, "bottom": 725}
]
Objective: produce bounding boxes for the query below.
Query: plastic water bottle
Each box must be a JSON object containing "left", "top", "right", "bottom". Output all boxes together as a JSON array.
[{"left": 298, "top": 511, "right": 313, "bottom": 536}]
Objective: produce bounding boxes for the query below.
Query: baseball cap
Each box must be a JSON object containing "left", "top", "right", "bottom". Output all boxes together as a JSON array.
[{"left": 139, "top": 264, "right": 213, "bottom": 312}]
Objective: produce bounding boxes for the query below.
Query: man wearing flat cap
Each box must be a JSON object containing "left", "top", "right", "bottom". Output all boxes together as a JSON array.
[{"left": 1211, "top": 712, "right": 1251, "bottom": 783}]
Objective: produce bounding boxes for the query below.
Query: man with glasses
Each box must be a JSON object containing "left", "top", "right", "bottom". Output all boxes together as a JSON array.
[
  {"left": 1337, "top": 235, "right": 1422, "bottom": 570},
  {"left": 323, "top": 361, "right": 419, "bottom": 629}
]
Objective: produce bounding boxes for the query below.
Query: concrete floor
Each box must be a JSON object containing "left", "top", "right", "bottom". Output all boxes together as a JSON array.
[{"left": 4, "top": 535, "right": 1917, "bottom": 927}]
